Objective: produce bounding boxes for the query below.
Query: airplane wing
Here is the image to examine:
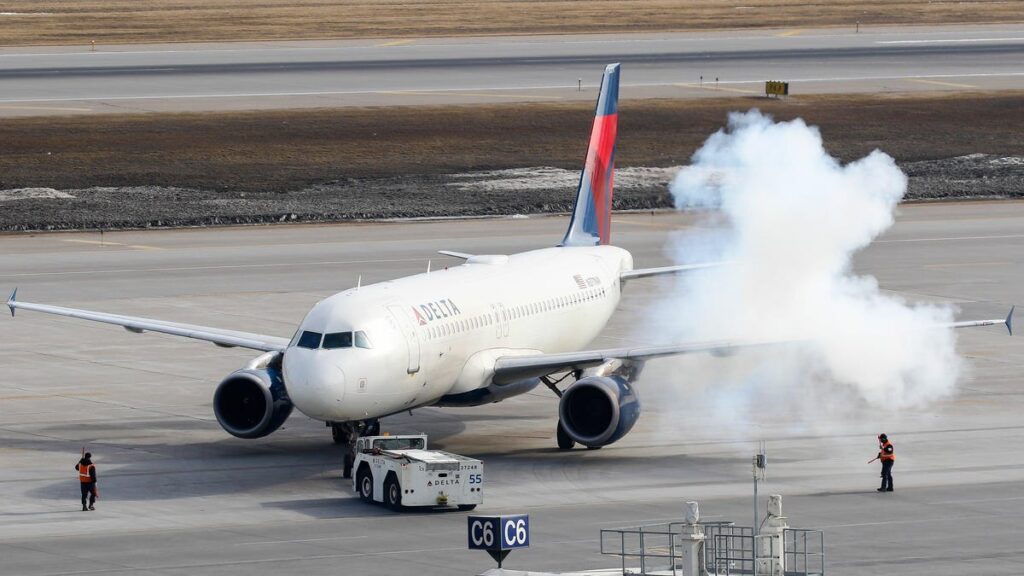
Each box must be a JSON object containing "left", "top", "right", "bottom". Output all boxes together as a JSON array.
[
  {"left": 492, "top": 307, "right": 1014, "bottom": 385},
  {"left": 620, "top": 262, "right": 725, "bottom": 282},
  {"left": 7, "top": 289, "right": 289, "bottom": 352}
]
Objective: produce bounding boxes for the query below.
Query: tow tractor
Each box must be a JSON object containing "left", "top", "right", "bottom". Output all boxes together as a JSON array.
[{"left": 351, "top": 434, "right": 483, "bottom": 510}]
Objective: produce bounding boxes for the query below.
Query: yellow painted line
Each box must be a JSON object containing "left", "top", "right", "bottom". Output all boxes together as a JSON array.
[
  {"left": 380, "top": 90, "right": 563, "bottom": 100},
  {"left": 59, "top": 239, "right": 163, "bottom": 251},
  {"left": 923, "top": 261, "right": 1008, "bottom": 269},
  {"left": 377, "top": 39, "right": 413, "bottom": 47},
  {"left": 0, "top": 105, "right": 93, "bottom": 112},
  {"left": 776, "top": 29, "right": 803, "bottom": 37},
  {"left": 906, "top": 78, "right": 977, "bottom": 89}
]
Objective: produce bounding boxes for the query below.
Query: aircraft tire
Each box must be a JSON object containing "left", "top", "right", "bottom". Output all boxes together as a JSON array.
[{"left": 556, "top": 420, "right": 575, "bottom": 450}]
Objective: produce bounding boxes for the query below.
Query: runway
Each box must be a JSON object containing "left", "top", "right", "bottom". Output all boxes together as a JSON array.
[
  {"left": 0, "top": 24, "right": 1023, "bottom": 116},
  {"left": 1, "top": 202, "right": 1023, "bottom": 575}
]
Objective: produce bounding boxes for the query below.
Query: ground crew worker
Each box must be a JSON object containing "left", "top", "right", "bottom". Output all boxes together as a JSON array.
[
  {"left": 75, "top": 452, "right": 98, "bottom": 510},
  {"left": 876, "top": 434, "right": 895, "bottom": 492}
]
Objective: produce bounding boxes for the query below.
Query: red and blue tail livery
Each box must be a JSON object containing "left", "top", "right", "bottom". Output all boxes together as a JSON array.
[{"left": 562, "top": 63, "right": 620, "bottom": 247}]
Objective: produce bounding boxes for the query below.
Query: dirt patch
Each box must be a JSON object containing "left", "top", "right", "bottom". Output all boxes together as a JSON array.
[
  {"left": 0, "top": 92, "right": 1022, "bottom": 231},
  {"left": 1, "top": 154, "right": 1020, "bottom": 232},
  {"left": 0, "top": 1, "right": 1022, "bottom": 46}
]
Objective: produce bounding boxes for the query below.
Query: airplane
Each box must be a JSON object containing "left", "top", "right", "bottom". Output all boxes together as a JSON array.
[{"left": 6, "top": 64, "right": 1015, "bottom": 475}]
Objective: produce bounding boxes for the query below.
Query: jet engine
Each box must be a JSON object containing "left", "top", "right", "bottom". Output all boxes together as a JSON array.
[
  {"left": 558, "top": 375, "right": 640, "bottom": 448},
  {"left": 213, "top": 352, "right": 293, "bottom": 439}
]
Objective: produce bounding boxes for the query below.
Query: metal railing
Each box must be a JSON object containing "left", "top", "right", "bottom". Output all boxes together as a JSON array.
[
  {"left": 600, "top": 522, "right": 678, "bottom": 575},
  {"left": 599, "top": 522, "right": 824, "bottom": 576},
  {"left": 783, "top": 529, "right": 825, "bottom": 576},
  {"left": 711, "top": 532, "right": 754, "bottom": 576},
  {"left": 600, "top": 521, "right": 739, "bottom": 576}
]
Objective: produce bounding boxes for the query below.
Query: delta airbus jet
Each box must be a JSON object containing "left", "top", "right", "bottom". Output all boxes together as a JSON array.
[{"left": 6, "top": 64, "right": 1013, "bottom": 463}]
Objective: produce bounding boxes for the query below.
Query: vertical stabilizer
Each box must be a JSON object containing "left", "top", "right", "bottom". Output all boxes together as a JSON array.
[{"left": 562, "top": 63, "right": 620, "bottom": 247}]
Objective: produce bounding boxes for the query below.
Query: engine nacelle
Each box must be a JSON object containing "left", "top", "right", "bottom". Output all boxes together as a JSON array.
[
  {"left": 558, "top": 375, "right": 640, "bottom": 447},
  {"left": 213, "top": 353, "right": 292, "bottom": 439}
]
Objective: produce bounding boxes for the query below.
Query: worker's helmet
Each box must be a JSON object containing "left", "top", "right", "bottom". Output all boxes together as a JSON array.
[
  {"left": 877, "top": 434, "right": 887, "bottom": 442},
  {"left": 84, "top": 452, "right": 92, "bottom": 459}
]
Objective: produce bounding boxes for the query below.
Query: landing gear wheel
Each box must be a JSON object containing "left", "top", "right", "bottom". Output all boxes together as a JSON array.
[
  {"left": 384, "top": 476, "right": 402, "bottom": 510},
  {"left": 357, "top": 467, "right": 373, "bottom": 503},
  {"left": 556, "top": 420, "right": 575, "bottom": 450},
  {"left": 586, "top": 445, "right": 602, "bottom": 451},
  {"left": 457, "top": 504, "right": 477, "bottom": 511},
  {"left": 342, "top": 454, "right": 354, "bottom": 479},
  {"left": 331, "top": 423, "right": 349, "bottom": 445},
  {"left": 365, "top": 419, "right": 381, "bottom": 436}
]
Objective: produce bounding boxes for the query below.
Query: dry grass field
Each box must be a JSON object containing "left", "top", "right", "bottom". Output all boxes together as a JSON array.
[
  {"left": 1, "top": 91, "right": 1021, "bottom": 192},
  {"left": 0, "top": 1, "right": 1022, "bottom": 46}
]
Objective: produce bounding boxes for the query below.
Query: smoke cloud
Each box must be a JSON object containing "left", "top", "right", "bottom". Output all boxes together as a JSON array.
[{"left": 641, "top": 110, "right": 960, "bottom": 431}]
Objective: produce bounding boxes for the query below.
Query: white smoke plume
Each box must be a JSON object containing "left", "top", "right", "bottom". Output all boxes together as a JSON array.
[{"left": 641, "top": 110, "right": 961, "bottom": 431}]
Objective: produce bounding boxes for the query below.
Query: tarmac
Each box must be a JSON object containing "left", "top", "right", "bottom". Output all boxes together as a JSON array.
[
  {"left": 1, "top": 202, "right": 1023, "bottom": 575},
  {"left": 0, "top": 24, "right": 1023, "bottom": 116}
]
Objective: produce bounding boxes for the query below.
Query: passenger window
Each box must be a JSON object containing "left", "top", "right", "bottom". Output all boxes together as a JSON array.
[
  {"left": 355, "top": 331, "right": 372, "bottom": 349},
  {"left": 323, "top": 332, "right": 353, "bottom": 349},
  {"left": 296, "top": 331, "right": 323, "bottom": 349}
]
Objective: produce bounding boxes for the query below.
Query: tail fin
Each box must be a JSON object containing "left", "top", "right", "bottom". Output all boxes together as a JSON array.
[{"left": 562, "top": 63, "right": 620, "bottom": 247}]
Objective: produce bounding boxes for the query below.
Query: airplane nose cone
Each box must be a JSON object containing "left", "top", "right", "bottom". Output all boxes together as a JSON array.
[{"left": 283, "top": 349, "right": 346, "bottom": 420}]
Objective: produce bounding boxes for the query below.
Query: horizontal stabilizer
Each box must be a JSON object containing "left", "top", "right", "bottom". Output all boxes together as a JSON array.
[{"left": 438, "top": 250, "right": 474, "bottom": 260}]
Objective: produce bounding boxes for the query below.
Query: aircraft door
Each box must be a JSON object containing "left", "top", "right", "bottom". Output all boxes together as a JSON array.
[{"left": 387, "top": 305, "right": 421, "bottom": 374}]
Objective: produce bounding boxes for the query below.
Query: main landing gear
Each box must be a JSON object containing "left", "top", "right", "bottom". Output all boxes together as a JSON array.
[
  {"left": 330, "top": 419, "right": 380, "bottom": 478},
  {"left": 544, "top": 372, "right": 582, "bottom": 451}
]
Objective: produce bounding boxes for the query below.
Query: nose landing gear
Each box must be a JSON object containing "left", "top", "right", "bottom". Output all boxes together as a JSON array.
[{"left": 329, "top": 419, "right": 381, "bottom": 478}]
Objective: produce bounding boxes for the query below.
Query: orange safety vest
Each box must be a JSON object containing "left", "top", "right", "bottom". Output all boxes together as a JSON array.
[
  {"left": 879, "top": 441, "right": 895, "bottom": 462},
  {"left": 78, "top": 463, "right": 94, "bottom": 483}
]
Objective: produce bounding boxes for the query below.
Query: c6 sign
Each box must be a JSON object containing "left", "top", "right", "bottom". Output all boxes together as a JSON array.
[{"left": 467, "top": 514, "right": 529, "bottom": 550}]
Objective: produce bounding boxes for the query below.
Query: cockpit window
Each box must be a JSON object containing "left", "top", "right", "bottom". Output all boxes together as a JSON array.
[
  {"left": 296, "top": 331, "right": 323, "bottom": 349},
  {"left": 323, "top": 332, "right": 353, "bottom": 349},
  {"left": 355, "top": 331, "right": 372, "bottom": 349}
]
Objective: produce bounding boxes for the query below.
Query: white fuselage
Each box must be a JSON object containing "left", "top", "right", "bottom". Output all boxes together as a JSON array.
[{"left": 281, "top": 245, "right": 634, "bottom": 422}]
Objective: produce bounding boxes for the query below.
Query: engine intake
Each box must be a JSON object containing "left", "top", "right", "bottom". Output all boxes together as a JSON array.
[
  {"left": 213, "top": 353, "right": 292, "bottom": 439},
  {"left": 558, "top": 375, "right": 640, "bottom": 447}
]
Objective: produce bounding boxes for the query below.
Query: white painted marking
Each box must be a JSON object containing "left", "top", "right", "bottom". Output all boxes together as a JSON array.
[
  {"left": 0, "top": 70, "right": 1021, "bottom": 105},
  {"left": 817, "top": 514, "right": 991, "bottom": 529},
  {"left": 877, "top": 234, "right": 1024, "bottom": 243},
  {"left": 930, "top": 495, "right": 1024, "bottom": 505},
  {"left": 0, "top": 258, "right": 425, "bottom": 278},
  {"left": 236, "top": 535, "right": 367, "bottom": 545},
  {"left": 878, "top": 37, "right": 1024, "bottom": 44}
]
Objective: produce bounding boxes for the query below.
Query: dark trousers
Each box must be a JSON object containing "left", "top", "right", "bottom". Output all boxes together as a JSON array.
[
  {"left": 80, "top": 482, "right": 96, "bottom": 508},
  {"left": 880, "top": 460, "right": 894, "bottom": 491}
]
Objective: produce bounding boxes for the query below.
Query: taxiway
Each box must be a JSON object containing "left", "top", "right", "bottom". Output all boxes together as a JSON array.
[{"left": 1, "top": 203, "right": 1023, "bottom": 574}]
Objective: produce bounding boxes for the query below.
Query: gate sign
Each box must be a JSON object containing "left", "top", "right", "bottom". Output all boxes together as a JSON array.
[{"left": 468, "top": 514, "right": 530, "bottom": 550}]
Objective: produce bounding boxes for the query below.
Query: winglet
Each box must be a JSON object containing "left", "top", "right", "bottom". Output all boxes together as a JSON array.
[
  {"left": 7, "top": 288, "right": 17, "bottom": 317},
  {"left": 1007, "top": 305, "right": 1015, "bottom": 336}
]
